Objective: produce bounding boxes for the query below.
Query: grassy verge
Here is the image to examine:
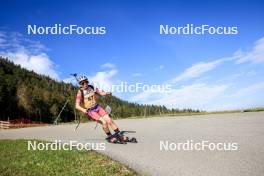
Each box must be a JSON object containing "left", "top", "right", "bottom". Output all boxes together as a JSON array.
[
  {"left": 206, "top": 107, "right": 264, "bottom": 114},
  {"left": 130, "top": 107, "right": 264, "bottom": 118},
  {"left": 0, "top": 139, "right": 136, "bottom": 176},
  {"left": 240, "top": 107, "right": 264, "bottom": 112}
]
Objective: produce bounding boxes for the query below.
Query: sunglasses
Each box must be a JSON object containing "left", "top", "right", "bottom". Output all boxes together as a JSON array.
[{"left": 81, "top": 81, "right": 88, "bottom": 85}]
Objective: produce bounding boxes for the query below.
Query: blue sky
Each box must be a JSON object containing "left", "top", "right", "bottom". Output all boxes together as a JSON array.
[{"left": 0, "top": 0, "right": 264, "bottom": 111}]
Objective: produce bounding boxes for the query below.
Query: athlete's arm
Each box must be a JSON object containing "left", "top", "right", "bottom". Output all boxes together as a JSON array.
[
  {"left": 75, "top": 90, "right": 87, "bottom": 113},
  {"left": 95, "top": 88, "right": 112, "bottom": 97}
]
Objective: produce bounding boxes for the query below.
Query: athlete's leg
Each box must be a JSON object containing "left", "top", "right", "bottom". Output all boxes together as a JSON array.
[
  {"left": 102, "top": 114, "right": 119, "bottom": 131},
  {"left": 101, "top": 114, "right": 129, "bottom": 141},
  {"left": 87, "top": 108, "right": 118, "bottom": 143},
  {"left": 96, "top": 106, "right": 120, "bottom": 131},
  {"left": 97, "top": 117, "right": 110, "bottom": 134},
  {"left": 97, "top": 118, "right": 117, "bottom": 143},
  {"left": 87, "top": 110, "right": 111, "bottom": 136}
]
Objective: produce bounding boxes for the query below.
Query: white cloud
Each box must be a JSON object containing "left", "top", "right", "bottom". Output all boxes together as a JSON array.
[
  {"left": 216, "top": 70, "right": 258, "bottom": 84},
  {"left": 131, "top": 83, "right": 228, "bottom": 110},
  {"left": 89, "top": 63, "right": 118, "bottom": 89},
  {"left": 62, "top": 63, "right": 118, "bottom": 87},
  {"left": 0, "top": 31, "right": 59, "bottom": 79},
  {"left": 101, "top": 62, "right": 115, "bottom": 69},
  {"left": 159, "top": 64, "right": 164, "bottom": 70},
  {"left": 62, "top": 77, "right": 76, "bottom": 84},
  {"left": 232, "top": 81, "right": 264, "bottom": 97},
  {"left": 235, "top": 37, "right": 264, "bottom": 64},
  {"left": 130, "top": 36, "right": 264, "bottom": 110},
  {"left": 246, "top": 70, "right": 257, "bottom": 77},
  {"left": 0, "top": 33, "right": 7, "bottom": 47},
  {"left": 2, "top": 49, "right": 59, "bottom": 79},
  {"left": 131, "top": 91, "right": 160, "bottom": 102},
  {"left": 155, "top": 64, "right": 165, "bottom": 71},
  {"left": 172, "top": 57, "right": 233, "bottom": 83},
  {"left": 170, "top": 36, "right": 264, "bottom": 84},
  {"left": 131, "top": 73, "right": 142, "bottom": 77}
]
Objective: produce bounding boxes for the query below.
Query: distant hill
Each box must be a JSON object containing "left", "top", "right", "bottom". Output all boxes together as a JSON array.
[{"left": 0, "top": 57, "right": 200, "bottom": 123}]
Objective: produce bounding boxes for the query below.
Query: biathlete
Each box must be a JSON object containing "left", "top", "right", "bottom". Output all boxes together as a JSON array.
[{"left": 75, "top": 75, "right": 129, "bottom": 143}]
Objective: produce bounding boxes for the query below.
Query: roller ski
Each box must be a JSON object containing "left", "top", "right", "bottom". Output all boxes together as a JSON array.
[
  {"left": 118, "top": 131, "right": 138, "bottom": 143},
  {"left": 105, "top": 132, "right": 137, "bottom": 144}
]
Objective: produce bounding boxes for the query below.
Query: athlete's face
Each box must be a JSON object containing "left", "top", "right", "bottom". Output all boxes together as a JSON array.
[{"left": 81, "top": 81, "right": 89, "bottom": 89}]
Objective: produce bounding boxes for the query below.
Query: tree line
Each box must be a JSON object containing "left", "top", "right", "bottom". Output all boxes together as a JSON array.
[{"left": 0, "top": 57, "right": 201, "bottom": 123}]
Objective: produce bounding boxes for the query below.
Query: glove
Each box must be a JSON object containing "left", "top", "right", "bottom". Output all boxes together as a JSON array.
[{"left": 83, "top": 108, "right": 88, "bottom": 114}]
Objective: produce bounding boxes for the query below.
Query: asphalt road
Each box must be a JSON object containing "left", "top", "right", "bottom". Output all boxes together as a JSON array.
[{"left": 1, "top": 112, "right": 264, "bottom": 176}]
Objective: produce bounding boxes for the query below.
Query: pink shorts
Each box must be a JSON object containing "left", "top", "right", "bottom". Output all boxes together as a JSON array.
[{"left": 86, "top": 105, "right": 107, "bottom": 121}]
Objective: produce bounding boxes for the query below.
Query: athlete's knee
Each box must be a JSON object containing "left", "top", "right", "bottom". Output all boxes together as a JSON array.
[
  {"left": 99, "top": 118, "right": 107, "bottom": 127},
  {"left": 103, "top": 115, "right": 113, "bottom": 124}
]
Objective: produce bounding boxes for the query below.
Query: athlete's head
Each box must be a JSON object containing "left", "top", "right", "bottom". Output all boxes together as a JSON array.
[{"left": 77, "top": 75, "right": 89, "bottom": 89}]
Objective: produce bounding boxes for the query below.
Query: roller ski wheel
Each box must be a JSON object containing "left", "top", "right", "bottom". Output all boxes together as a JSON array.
[
  {"left": 106, "top": 134, "right": 126, "bottom": 144},
  {"left": 105, "top": 136, "right": 118, "bottom": 143},
  {"left": 116, "top": 132, "right": 138, "bottom": 143},
  {"left": 105, "top": 132, "right": 138, "bottom": 144},
  {"left": 128, "top": 137, "right": 138, "bottom": 143}
]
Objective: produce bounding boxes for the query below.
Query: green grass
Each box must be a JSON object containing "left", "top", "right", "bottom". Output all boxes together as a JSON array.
[
  {"left": 241, "top": 107, "right": 264, "bottom": 112},
  {"left": 77, "top": 107, "right": 264, "bottom": 122},
  {"left": 0, "top": 139, "right": 137, "bottom": 176},
  {"left": 205, "top": 107, "right": 264, "bottom": 114}
]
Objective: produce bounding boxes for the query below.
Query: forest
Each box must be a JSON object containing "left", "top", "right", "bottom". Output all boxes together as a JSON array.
[{"left": 0, "top": 57, "right": 201, "bottom": 123}]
